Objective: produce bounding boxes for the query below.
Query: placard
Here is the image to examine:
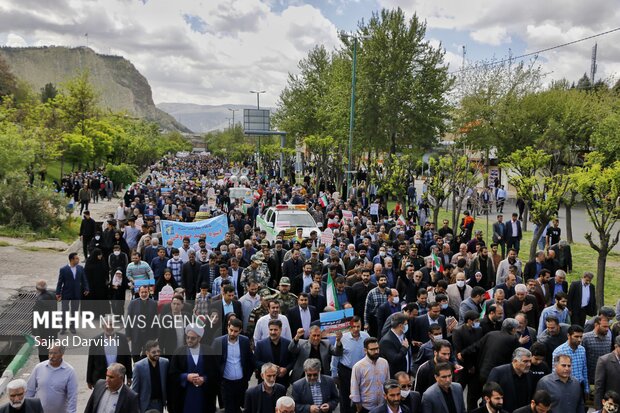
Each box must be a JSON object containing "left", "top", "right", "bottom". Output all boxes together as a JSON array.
[
  {"left": 321, "top": 228, "right": 333, "bottom": 245},
  {"left": 320, "top": 308, "right": 354, "bottom": 336}
]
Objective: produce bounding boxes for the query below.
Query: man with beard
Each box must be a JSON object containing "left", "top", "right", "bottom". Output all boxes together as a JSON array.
[
  {"left": 131, "top": 340, "right": 169, "bottom": 413},
  {"left": 538, "top": 292, "right": 571, "bottom": 335},
  {"left": 0, "top": 379, "right": 43, "bottom": 413},
  {"left": 469, "top": 382, "right": 509, "bottom": 413},
  {"left": 504, "top": 284, "right": 539, "bottom": 329},
  {"left": 364, "top": 275, "right": 389, "bottom": 337},
  {"left": 420, "top": 362, "right": 466, "bottom": 413},
  {"left": 469, "top": 246, "right": 494, "bottom": 289},
  {"left": 369, "top": 380, "right": 407, "bottom": 413},
  {"left": 244, "top": 363, "right": 287, "bottom": 413},
  {"left": 454, "top": 311, "right": 484, "bottom": 410},
  {"left": 496, "top": 248, "right": 522, "bottom": 285},
  {"left": 351, "top": 338, "right": 390, "bottom": 413},
  {"left": 487, "top": 348, "right": 534, "bottom": 412},
  {"left": 181, "top": 250, "right": 200, "bottom": 301}
]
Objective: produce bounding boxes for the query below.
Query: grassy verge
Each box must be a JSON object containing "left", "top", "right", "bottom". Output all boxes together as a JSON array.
[
  {"left": 387, "top": 202, "right": 620, "bottom": 305},
  {"left": 0, "top": 216, "right": 80, "bottom": 244}
]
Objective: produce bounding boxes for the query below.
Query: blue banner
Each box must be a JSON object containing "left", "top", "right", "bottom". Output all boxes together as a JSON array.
[{"left": 161, "top": 215, "right": 228, "bottom": 248}]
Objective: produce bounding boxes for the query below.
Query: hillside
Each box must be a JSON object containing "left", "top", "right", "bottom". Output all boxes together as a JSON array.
[{"left": 0, "top": 46, "right": 191, "bottom": 132}]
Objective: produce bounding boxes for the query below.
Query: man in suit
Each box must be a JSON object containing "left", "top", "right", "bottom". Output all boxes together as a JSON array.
[
  {"left": 288, "top": 325, "right": 343, "bottom": 382},
  {"left": 181, "top": 250, "right": 201, "bottom": 301},
  {"left": 412, "top": 302, "right": 447, "bottom": 344},
  {"left": 308, "top": 281, "right": 328, "bottom": 313},
  {"left": 492, "top": 214, "right": 506, "bottom": 258},
  {"left": 469, "top": 381, "right": 509, "bottom": 413},
  {"left": 446, "top": 272, "right": 471, "bottom": 315},
  {"left": 547, "top": 270, "right": 568, "bottom": 304},
  {"left": 369, "top": 379, "right": 410, "bottom": 413},
  {"left": 255, "top": 319, "right": 295, "bottom": 388},
  {"left": 0, "top": 379, "right": 43, "bottom": 413},
  {"left": 504, "top": 284, "right": 539, "bottom": 329},
  {"left": 550, "top": 240, "right": 573, "bottom": 273},
  {"left": 287, "top": 293, "right": 319, "bottom": 338},
  {"left": 213, "top": 318, "right": 254, "bottom": 413},
  {"left": 168, "top": 323, "right": 218, "bottom": 413},
  {"left": 379, "top": 313, "right": 410, "bottom": 377},
  {"left": 291, "top": 358, "right": 340, "bottom": 413},
  {"left": 487, "top": 348, "right": 534, "bottom": 412},
  {"left": 244, "top": 363, "right": 287, "bottom": 413},
  {"left": 420, "top": 362, "right": 466, "bottom": 413},
  {"left": 595, "top": 336, "right": 620, "bottom": 410},
  {"left": 86, "top": 317, "right": 132, "bottom": 389},
  {"left": 126, "top": 285, "right": 159, "bottom": 362},
  {"left": 504, "top": 213, "right": 522, "bottom": 254},
  {"left": 376, "top": 289, "right": 402, "bottom": 334},
  {"left": 84, "top": 363, "right": 140, "bottom": 413},
  {"left": 567, "top": 272, "right": 597, "bottom": 326},
  {"left": 210, "top": 284, "right": 243, "bottom": 335},
  {"left": 55, "top": 252, "right": 89, "bottom": 334},
  {"left": 523, "top": 251, "right": 546, "bottom": 281},
  {"left": 131, "top": 340, "right": 168, "bottom": 413},
  {"left": 395, "top": 372, "right": 420, "bottom": 413}
]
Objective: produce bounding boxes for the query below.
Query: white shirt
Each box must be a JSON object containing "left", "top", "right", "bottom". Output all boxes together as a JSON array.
[
  {"left": 581, "top": 282, "right": 590, "bottom": 308},
  {"left": 511, "top": 220, "right": 519, "bottom": 237},
  {"left": 253, "top": 314, "right": 292, "bottom": 342},
  {"left": 299, "top": 307, "right": 312, "bottom": 338},
  {"left": 26, "top": 360, "right": 78, "bottom": 413}
]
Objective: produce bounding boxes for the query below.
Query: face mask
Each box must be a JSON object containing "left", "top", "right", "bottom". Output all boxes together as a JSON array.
[
  {"left": 392, "top": 297, "right": 399, "bottom": 304},
  {"left": 441, "top": 303, "right": 448, "bottom": 310},
  {"left": 433, "top": 334, "right": 443, "bottom": 340},
  {"left": 379, "top": 251, "right": 386, "bottom": 257},
  {"left": 403, "top": 324, "right": 408, "bottom": 334},
  {"left": 400, "top": 390, "right": 410, "bottom": 398},
  {"left": 95, "top": 235, "right": 100, "bottom": 240},
  {"left": 173, "top": 255, "right": 180, "bottom": 261},
  {"left": 473, "top": 321, "right": 481, "bottom": 329},
  {"left": 456, "top": 280, "right": 465, "bottom": 288},
  {"left": 113, "top": 251, "right": 120, "bottom": 256}
]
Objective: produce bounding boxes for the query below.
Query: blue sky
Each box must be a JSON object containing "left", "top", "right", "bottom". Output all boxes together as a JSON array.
[{"left": 1, "top": 0, "right": 618, "bottom": 105}]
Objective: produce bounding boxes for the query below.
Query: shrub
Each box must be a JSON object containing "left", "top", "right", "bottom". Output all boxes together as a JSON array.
[{"left": 104, "top": 163, "right": 138, "bottom": 189}]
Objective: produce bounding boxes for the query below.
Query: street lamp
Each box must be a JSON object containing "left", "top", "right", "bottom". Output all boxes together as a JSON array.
[
  {"left": 249, "top": 90, "right": 266, "bottom": 110},
  {"left": 228, "top": 108, "right": 239, "bottom": 129},
  {"left": 340, "top": 31, "right": 369, "bottom": 197}
]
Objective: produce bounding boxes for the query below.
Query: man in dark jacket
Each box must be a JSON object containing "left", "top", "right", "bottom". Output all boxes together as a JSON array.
[
  {"left": 244, "top": 363, "right": 286, "bottom": 413},
  {"left": 487, "top": 348, "right": 535, "bottom": 412},
  {"left": 379, "top": 313, "right": 410, "bottom": 378},
  {"left": 567, "top": 272, "right": 597, "bottom": 326},
  {"left": 79, "top": 210, "right": 97, "bottom": 259},
  {"left": 86, "top": 317, "right": 132, "bottom": 389}
]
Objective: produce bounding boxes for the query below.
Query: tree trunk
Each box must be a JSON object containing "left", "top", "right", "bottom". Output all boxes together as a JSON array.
[
  {"left": 433, "top": 206, "right": 440, "bottom": 228},
  {"left": 565, "top": 203, "right": 573, "bottom": 244},
  {"left": 530, "top": 223, "right": 547, "bottom": 261},
  {"left": 522, "top": 205, "right": 528, "bottom": 232},
  {"left": 596, "top": 250, "right": 607, "bottom": 307}
]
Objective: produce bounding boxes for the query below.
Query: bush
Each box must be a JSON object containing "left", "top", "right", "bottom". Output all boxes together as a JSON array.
[
  {"left": 0, "top": 175, "right": 66, "bottom": 231},
  {"left": 105, "top": 163, "right": 138, "bottom": 189}
]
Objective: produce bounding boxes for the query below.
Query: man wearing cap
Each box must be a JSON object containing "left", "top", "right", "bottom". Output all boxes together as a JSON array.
[
  {"left": 273, "top": 278, "right": 298, "bottom": 314},
  {"left": 247, "top": 289, "right": 274, "bottom": 339},
  {"left": 240, "top": 252, "right": 272, "bottom": 293},
  {"left": 168, "top": 323, "right": 218, "bottom": 413}
]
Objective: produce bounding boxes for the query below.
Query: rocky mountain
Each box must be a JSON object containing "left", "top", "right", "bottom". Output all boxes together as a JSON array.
[
  {"left": 158, "top": 102, "right": 272, "bottom": 133},
  {"left": 0, "top": 46, "right": 191, "bottom": 132}
]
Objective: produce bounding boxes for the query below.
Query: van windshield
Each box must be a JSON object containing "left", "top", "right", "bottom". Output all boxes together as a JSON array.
[{"left": 277, "top": 212, "right": 316, "bottom": 227}]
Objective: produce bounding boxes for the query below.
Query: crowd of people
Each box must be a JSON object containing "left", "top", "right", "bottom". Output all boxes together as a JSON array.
[{"left": 8, "top": 154, "right": 620, "bottom": 413}]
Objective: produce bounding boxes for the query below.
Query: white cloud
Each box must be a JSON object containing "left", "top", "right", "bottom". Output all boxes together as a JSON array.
[
  {"left": 377, "top": 0, "right": 620, "bottom": 86},
  {"left": 0, "top": 0, "right": 340, "bottom": 106},
  {"left": 470, "top": 26, "right": 511, "bottom": 46},
  {"left": 5, "top": 33, "right": 27, "bottom": 47}
]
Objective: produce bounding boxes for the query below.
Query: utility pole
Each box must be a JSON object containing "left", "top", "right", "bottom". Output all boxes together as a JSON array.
[
  {"left": 228, "top": 108, "right": 238, "bottom": 129},
  {"left": 250, "top": 90, "right": 266, "bottom": 173},
  {"left": 591, "top": 43, "right": 598, "bottom": 87}
]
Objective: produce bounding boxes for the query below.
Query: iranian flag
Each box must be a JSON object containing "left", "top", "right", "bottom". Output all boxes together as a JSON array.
[
  {"left": 397, "top": 214, "right": 406, "bottom": 226},
  {"left": 326, "top": 271, "right": 340, "bottom": 310},
  {"left": 431, "top": 252, "right": 444, "bottom": 273},
  {"left": 479, "top": 288, "right": 495, "bottom": 319},
  {"left": 318, "top": 194, "right": 328, "bottom": 208}
]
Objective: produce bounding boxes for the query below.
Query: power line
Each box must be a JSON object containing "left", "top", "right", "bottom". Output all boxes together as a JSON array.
[{"left": 450, "top": 26, "right": 620, "bottom": 74}]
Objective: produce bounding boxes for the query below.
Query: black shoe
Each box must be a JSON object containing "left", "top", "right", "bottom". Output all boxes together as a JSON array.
[{"left": 69, "top": 327, "right": 76, "bottom": 334}]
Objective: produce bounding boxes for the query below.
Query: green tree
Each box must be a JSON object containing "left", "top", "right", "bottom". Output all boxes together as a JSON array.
[
  {"left": 0, "top": 55, "right": 17, "bottom": 100},
  {"left": 0, "top": 120, "right": 35, "bottom": 180},
  {"left": 58, "top": 71, "right": 99, "bottom": 135},
  {"left": 355, "top": 8, "right": 453, "bottom": 155},
  {"left": 571, "top": 152, "right": 620, "bottom": 306},
  {"left": 501, "top": 147, "right": 569, "bottom": 261},
  {"left": 40, "top": 82, "right": 58, "bottom": 103},
  {"left": 591, "top": 112, "right": 620, "bottom": 165},
  {"left": 423, "top": 155, "right": 454, "bottom": 225}
]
